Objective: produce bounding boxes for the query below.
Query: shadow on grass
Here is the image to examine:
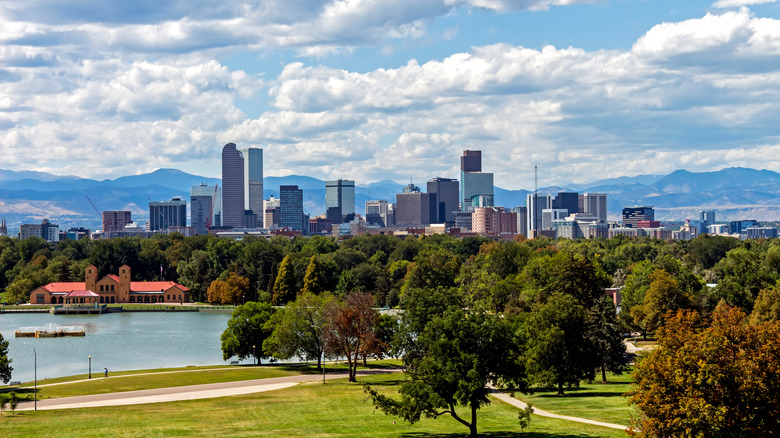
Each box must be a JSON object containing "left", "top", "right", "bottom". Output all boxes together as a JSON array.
[
  {"left": 401, "top": 432, "right": 592, "bottom": 438},
  {"left": 533, "top": 391, "right": 626, "bottom": 399}
]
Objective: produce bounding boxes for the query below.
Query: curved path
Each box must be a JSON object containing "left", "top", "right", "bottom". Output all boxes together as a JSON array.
[
  {"left": 18, "top": 368, "right": 401, "bottom": 411},
  {"left": 489, "top": 389, "right": 631, "bottom": 432}
]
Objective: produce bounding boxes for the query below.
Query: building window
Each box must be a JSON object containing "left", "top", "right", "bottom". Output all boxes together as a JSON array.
[
  {"left": 100, "top": 285, "right": 104, "bottom": 291},
  {"left": 111, "top": 285, "right": 114, "bottom": 291},
  {"left": 36, "top": 294, "right": 45, "bottom": 304}
]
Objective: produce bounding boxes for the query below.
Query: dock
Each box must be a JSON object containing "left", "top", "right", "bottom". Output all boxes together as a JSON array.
[
  {"left": 15, "top": 329, "right": 86, "bottom": 338},
  {"left": 50, "top": 305, "right": 110, "bottom": 315}
]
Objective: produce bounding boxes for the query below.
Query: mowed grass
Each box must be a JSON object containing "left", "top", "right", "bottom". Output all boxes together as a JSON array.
[
  {"left": 515, "top": 372, "right": 636, "bottom": 426},
  {"left": 18, "top": 360, "right": 401, "bottom": 399},
  {"left": 0, "top": 373, "right": 628, "bottom": 438}
]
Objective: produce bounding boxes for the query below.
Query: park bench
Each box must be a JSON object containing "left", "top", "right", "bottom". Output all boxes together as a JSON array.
[{"left": 229, "top": 360, "right": 239, "bottom": 365}]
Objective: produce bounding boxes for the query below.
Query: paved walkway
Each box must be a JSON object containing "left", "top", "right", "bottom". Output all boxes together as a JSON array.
[
  {"left": 490, "top": 388, "right": 630, "bottom": 431},
  {"left": 17, "top": 368, "right": 401, "bottom": 411}
]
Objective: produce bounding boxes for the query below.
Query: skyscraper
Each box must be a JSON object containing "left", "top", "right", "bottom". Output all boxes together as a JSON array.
[
  {"left": 149, "top": 197, "right": 187, "bottom": 231},
  {"left": 622, "top": 206, "right": 654, "bottom": 228},
  {"left": 245, "top": 148, "right": 263, "bottom": 218},
  {"left": 460, "top": 150, "right": 494, "bottom": 211},
  {"left": 526, "top": 193, "right": 551, "bottom": 237},
  {"left": 221, "top": 143, "right": 245, "bottom": 228},
  {"left": 581, "top": 193, "right": 608, "bottom": 223},
  {"left": 191, "top": 183, "right": 217, "bottom": 235},
  {"left": 552, "top": 192, "right": 579, "bottom": 216},
  {"left": 102, "top": 211, "right": 132, "bottom": 236},
  {"left": 427, "top": 177, "right": 459, "bottom": 225},
  {"left": 325, "top": 179, "right": 355, "bottom": 224},
  {"left": 280, "top": 185, "right": 305, "bottom": 232}
]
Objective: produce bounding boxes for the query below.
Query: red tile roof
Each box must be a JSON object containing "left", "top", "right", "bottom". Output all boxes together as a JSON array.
[
  {"left": 43, "top": 282, "right": 86, "bottom": 292},
  {"left": 130, "top": 281, "right": 189, "bottom": 292},
  {"left": 106, "top": 275, "right": 120, "bottom": 282},
  {"left": 65, "top": 290, "right": 99, "bottom": 297}
]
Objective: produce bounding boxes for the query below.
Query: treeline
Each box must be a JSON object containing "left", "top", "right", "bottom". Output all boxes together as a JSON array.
[{"left": 3, "top": 233, "right": 780, "bottom": 324}]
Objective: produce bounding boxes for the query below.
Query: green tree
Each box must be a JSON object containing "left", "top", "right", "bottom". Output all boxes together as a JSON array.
[
  {"left": 220, "top": 301, "right": 277, "bottom": 363},
  {"left": 589, "top": 297, "right": 628, "bottom": 383},
  {"left": 711, "top": 247, "right": 773, "bottom": 311},
  {"left": 629, "top": 305, "right": 780, "bottom": 437},
  {"left": 272, "top": 255, "right": 297, "bottom": 305},
  {"left": 264, "top": 292, "right": 334, "bottom": 369},
  {"left": 365, "top": 305, "right": 528, "bottom": 437},
  {"left": 0, "top": 394, "right": 7, "bottom": 417},
  {"left": 750, "top": 284, "right": 780, "bottom": 325},
  {"left": 631, "top": 269, "right": 696, "bottom": 335},
  {"left": 6, "top": 392, "right": 18, "bottom": 415},
  {"left": 524, "top": 293, "right": 599, "bottom": 395},
  {"left": 0, "top": 333, "right": 12, "bottom": 384},
  {"left": 302, "top": 256, "right": 326, "bottom": 295}
]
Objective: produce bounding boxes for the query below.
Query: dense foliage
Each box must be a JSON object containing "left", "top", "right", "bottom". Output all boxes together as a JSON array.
[{"left": 0, "top": 333, "right": 11, "bottom": 384}]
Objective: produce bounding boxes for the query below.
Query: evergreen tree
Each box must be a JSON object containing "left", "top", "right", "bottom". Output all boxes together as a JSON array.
[
  {"left": 272, "top": 255, "right": 297, "bottom": 305},
  {"left": 302, "top": 255, "right": 326, "bottom": 295},
  {"left": 0, "top": 333, "right": 12, "bottom": 384}
]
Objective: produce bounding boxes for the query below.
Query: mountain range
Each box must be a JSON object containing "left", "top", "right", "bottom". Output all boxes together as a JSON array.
[{"left": 1, "top": 167, "right": 780, "bottom": 233}]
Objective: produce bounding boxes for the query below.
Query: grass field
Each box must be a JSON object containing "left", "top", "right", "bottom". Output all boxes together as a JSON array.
[
  {"left": 515, "top": 373, "right": 636, "bottom": 426},
  {"left": 0, "top": 373, "right": 628, "bottom": 438}
]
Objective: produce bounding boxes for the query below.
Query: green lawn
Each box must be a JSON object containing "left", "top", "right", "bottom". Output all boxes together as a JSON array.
[
  {"left": 514, "top": 372, "right": 636, "bottom": 426},
  {"left": 0, "top": 373, "right": 628, "bottom": 438}
]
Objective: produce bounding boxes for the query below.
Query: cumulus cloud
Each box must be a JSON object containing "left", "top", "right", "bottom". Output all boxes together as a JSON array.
[{"left": 711, "top": 0, "right": 776, "bottom": 9}]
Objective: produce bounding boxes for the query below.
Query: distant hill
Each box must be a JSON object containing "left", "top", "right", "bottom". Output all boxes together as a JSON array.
[{"left": 2, "top": 166, "right": 780, "bottom": 232}]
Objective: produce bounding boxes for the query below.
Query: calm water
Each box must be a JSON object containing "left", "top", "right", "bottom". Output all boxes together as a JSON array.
[{"left": 0, "top": 311, "right": 249, "bottom": 383}]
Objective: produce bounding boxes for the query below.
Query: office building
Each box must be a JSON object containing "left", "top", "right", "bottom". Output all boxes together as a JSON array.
[
  {"left": 19, "top": 219, "right": 59, "bottom": 242},
  {"left": 191, "top": 184, "right": 217, "bottom": 235},
  {"left": 745, "top": 226, "right": 778, "bottom": 239},
  {"left": 325, "top": 179, "right": 356, "bottom": 224},
  {"left": 0, "top": 218, "right": 6, "bottom": 237},
  {"left": 221, "top": 143, "right": 245, "bottom": 228},
  {"left": 280, "top": 185, "right": 305, "bottom": 232},
  {"left": 460, "top": 150, "right": 494, "bottom": 211},
  {"left": 149, "top": 197, "right": 187, "bottom": 232},
  {"left": 731, "top": 220, "right": 759, "bottom": 234},
  {"left": 622, "top": 206, "right": 654, "bottom": 228},
  {"left": 580, "top": 193, "right": 608, "bottom": 223},
  {"left": 526, "top": 193, "right": 552, "bottom": 237},
  {"left": 365, "top": 200, "right": 393, "bottom": 227},
  {"left": 102, "top": 211, "right": 132, "bottom": 236},
  {"left": 264, "top": 196, "right": 281, "bottom": 228},
  {"left": 245, "top": 148, "right": 263, "bottom": 218},
  {"left": 541, "top": 208, "right": 569, "bottom": 230},
  {"left": 396, "top": 187, "right": 436, "bottom": 227},
  {"left": 553, "top": 192, "right": 579, "bottom": 216},
  {"left": 511, "top": 206, "right": 527, "bottom": 237},
  {"left": 472, "top": 207, "right": 517, "bottom": 236},
  {"left": 427, "top": 177, "right": 459, "bottom": 225},
  {"left": 699, "top": 210, "right": 716, "bottom": 226}
]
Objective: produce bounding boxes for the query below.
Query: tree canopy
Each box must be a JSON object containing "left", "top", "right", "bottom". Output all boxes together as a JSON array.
[{"left": 220, "top": 301, "right": 277, "bottom": 362}]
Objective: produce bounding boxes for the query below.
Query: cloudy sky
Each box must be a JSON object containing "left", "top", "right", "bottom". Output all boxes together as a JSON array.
[{"left": 2, "top": 0, "right": 780, "bottom": 189}]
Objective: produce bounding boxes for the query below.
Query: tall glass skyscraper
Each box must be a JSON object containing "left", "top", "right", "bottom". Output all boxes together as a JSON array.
[
  {"left": 460, "top": 150, "right": 494, "bottom": 211},
  {"left": 221, "top": 143, "right": 245, "bottom": 228},
  {"left": 280, "top": 185, "right": 304, "bottom": 231},
  {"left": 325, "top": 179, "right": 355, "bottom": 223},
  {"left": 245, "top": 148, "right": 263, "bottom": 218}
]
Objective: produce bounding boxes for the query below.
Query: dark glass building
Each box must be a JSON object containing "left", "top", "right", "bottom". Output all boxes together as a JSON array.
[
  {"left": 280, "top": 185, "right": 305, "bottom": 232},
  {"left": 221, "top": 143, "right": 245, "bottom": 228}
]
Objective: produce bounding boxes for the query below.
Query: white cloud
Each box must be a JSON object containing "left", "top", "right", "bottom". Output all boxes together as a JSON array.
[{"left": 712, "top": 0, "right": 776, "bottom": 9}]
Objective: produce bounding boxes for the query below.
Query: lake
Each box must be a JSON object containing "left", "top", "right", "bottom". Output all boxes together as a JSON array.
[{"left": 0, "top": 311, "right": 250, "bottom": 383}]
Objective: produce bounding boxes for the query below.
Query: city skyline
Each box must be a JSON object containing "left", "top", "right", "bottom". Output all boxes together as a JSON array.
[{"left": 2, "top": 2, "right": 780, "bottom": 188}]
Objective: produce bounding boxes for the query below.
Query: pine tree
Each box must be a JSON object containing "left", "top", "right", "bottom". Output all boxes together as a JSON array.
[
  {"left": 302, "top": 256, "right": 326, "bottom": 295},
  {"left": 272, "top": 255, "right": 297, "bottom": 305}
]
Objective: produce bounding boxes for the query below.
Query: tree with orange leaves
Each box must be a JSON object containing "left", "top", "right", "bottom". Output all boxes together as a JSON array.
[
  {"left": 628, "top": 304, "right": 780, "bottom": 437},
  {"left": 323, "top": 291, "right": 377, "bottom": 382}
]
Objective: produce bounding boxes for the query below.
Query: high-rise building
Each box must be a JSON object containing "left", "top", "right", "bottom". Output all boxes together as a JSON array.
[
  {"left": 245, "top": 148, "right": 263, "bottom": 219},
  {"left": 699, "top": 210, "right": 716, "bottom": 234},
  {"left": 581, "top": 193, "right": 608, "bottom": 223},
  {"left": 365, "top": 200, "right": 392, "bottom": 227},
  {"left": 511, "top": 206, "right": 527, "bottom": 237},
  {"left": 553, "top": 192, "right": 579, "bottom": 216},
  {"left": 149, "top": 197, "right": 187, "bottom": 231},
  {"left": 460, "top": 150, "right": 494, "bottom": 211},
  {"left": 427, "top": 177, "right": 459, "bottom": 225},
  {"left": 472, "top": 207, "right": 517, "bottom": 236},
  {"left": 396, "top": 187, "right": 436, "bottom": 227},
  {"left": 526, "top": 193, "right": 551, "bottom": 237},
  {"left": 190, "top": 184, "right": 217, "bottom": 235},
  {"left": 280, "top": 185, "right": 305, "bottom": 232},
  {"left": 622, "top": 206, "right": 654, "bottom": 228},
  {"left": 0, "top": 217, "right": 6, "bottom": 237},
  {"left": 221, "top": 143, "right": 245, "bottom": 228},
  {"left": 102, "top": 211, "right": 132, "bottom": 236},
  {"left": 19, "top": 219, "right": 59, "bottom": 242},
  {"left": 264, "top": 196, "right": 281, "bottom": 229},
  {"left": 325, "top": 179, "right": 355, "bottom": 224},
  {"left": 541, "top": 208, "right": 569, "bottom": 230}
]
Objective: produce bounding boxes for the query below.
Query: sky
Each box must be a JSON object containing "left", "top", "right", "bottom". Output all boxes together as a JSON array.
[{"left": 2, "top": 0, "right": 780, "bottom": 189}]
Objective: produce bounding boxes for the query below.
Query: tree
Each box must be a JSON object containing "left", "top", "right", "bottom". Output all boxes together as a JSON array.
[
  {"left": 0, "top": 394, "right": 6, "bottom": 417},
  {"left": 264, "top": 292, "right": 334, "bottom": 369},
  {"left": 323, "top": 291, "right": 377, "bottom": 382},
  {"left": 365, "top": 306, "right": 528, "bottom": 437},
  {"left": 302, "top": 256, "right": 326, "bottom": 295},
  {"left": 222, "top": 273, "right": 250, "bottom": 305},
  {"left": 272, "top": 255, "right": 297, "bottom": 305},
  {"left": 0, "top": 333, "right": 12, "bottom": 384},
  {"left": 588, "top": 297, "right": 628, "bottom": 383},
  {"left": 630, "top": 269, "right": 696, "bottom": 335},
  {"left": 206, "top": 278, "right": 227, "bottom": 304},
  {"left": 629, "top": 305, "right": 780, "bottom": 437},
  {"left": 220, "top": 302, "right": 277, "bottom": 363},
  {"left": 750, "top": 284, "right": 780, "bottom": 325},
  {"left": 6, "top": 392, "right": 18, "bottom": 415},
  {"left": 524, "top": 293, "right": 599, "bottom": 395}
]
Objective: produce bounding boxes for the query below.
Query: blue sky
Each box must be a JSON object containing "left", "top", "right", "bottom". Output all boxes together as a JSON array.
[{"left": 2, "top": 0, "right": 780, "bottom": 189}]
